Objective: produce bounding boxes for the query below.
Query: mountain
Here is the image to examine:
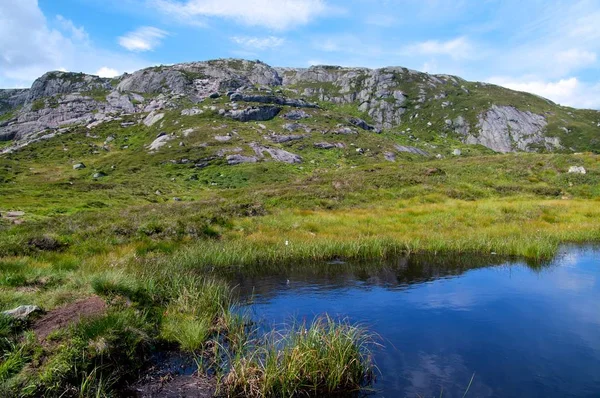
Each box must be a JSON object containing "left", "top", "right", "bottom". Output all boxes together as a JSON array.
[{"left": 1, "top": 59, "right": 598, "bottom": 158}]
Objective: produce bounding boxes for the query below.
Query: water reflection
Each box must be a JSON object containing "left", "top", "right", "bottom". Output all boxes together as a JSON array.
[{"left": 227, "top": 246, "right": 600, "bottom": 397}]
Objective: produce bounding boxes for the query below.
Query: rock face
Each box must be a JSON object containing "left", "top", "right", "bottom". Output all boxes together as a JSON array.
[
  {"left": 394, "top": 145, "right": 429, "bottom": 156},
  {"left": 250, "top": 143, "right": 302, "bottom": 164},
  {"left": 277, "top": 66, "right": 412, "bottom": 130},
  {"left": 229, "top": 93, "right": 318, "bottom": 108},
  {"left": 465, "top": 105, "right": 553, "bottom": 153},
  {"left": 226, "top": 154, "right": 258, "bottom": 165},
  {"left": 224, "top": 106, "right": 282, "bottom": 122},
  {"left": 1, "top": 58, "right": 595, "bottom": 154}
]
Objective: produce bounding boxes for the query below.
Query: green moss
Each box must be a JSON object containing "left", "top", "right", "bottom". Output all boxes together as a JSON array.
[{"left": 31, "top": 99, "right": 45, "bottom": 112}]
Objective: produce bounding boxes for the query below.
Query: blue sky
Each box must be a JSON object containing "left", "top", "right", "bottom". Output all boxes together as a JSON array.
[{"left": 2, "top": 0, "right": 600, "bottom": 109}]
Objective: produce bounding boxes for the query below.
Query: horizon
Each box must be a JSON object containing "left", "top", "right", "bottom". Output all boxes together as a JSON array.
[{"left": 2, "top": 1, "right": 600, "bottom": 109}]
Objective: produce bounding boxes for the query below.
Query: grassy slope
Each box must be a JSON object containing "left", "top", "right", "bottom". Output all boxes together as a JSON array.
[{"left": 0, "top": 90, "right": 600, "bottom": 396}]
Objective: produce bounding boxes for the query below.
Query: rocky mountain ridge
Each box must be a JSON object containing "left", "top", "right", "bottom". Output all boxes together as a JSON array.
[{"left": 1, "top": 58, "right": 599, "bottom": 155}]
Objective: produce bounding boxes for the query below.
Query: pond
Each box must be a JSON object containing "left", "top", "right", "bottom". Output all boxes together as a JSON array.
[{"left": 230, "top": 246, "right": 600, "bottom": 397}]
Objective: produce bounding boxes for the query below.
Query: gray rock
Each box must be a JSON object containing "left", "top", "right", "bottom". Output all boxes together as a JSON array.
[
  {"left": 334, "top": 126, "right": 358, "bottom": 135},
  {"left": 394, "top": 144, "right": 429, "bottom": 156},
  {"left": 93, "top": 172, "right": 107, "bottom": 179},
  {"left": 466, "top": 105, "right": 554, "bottom": 153},
  {"left": 283, "top": 110, "right": 311, "bottom": 120},
  {"left": 73, "top": 163, "right": 86, "bottom": 170},
  {"left": 314, "top": 142, "right": 336, "bottom": 149},
  {"left": 2, "top": 305, "right": 42, "bottom": 320},
  {"left": 226, "top": 154, "right": 258, "bottom": 165},
  {"left": 384, "top": 152, "right": 396, "bottom": 162},
  {"left": 348, "top": 117, "right": 376, "bottom": 131},
  {"left": 143, "top": 111, "right": 165, "bottom": 127},
  {"left": 250, "top": 143, "right": 302, "bottom": 164},
  {"left": 181, "top": 108, "right": 203, "bottom": 116},
  {"left": 452, "top": 149, "right": 462, "bottom": 156},
  {"left": 148, "top": 134, "right": 173, "bottom": 151},
  {"left": 209, "top": 92, "right": 221, "bottom": 99},
  {"left": 282, "top": 123, "right": 310, "bottom": 133},
  {"left": 214, "top": 135, "right": 232, "bottom": 142},
  {"left": 229, "top": 93, "right": 318, "bottom": 108},
  {"left": 266, "top": 134, "right": 305, "bottom": 143},
  {"left": 568, "top": 166, "right": 587, "bottom": 174},
  {"left": 4, "top": 211, "right": 25, "bottom": 218},
  {"left": 224, "top": 106, "right": 282, "bottom": 122}
]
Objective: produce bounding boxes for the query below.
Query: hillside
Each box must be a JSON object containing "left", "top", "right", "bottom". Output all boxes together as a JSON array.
[
  {"left": 1, "top": 59, "right": 600, "bottom": 397},
  {"left": 1, "top": 59, "right": 599, "bottom": 159}
]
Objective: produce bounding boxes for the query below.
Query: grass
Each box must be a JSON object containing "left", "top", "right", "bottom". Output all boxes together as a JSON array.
[
  {"left": 0, "top": 73, "right": 599, "bottom": 395},
  {"left": 221, "top": 315, "right": 376, "bottom": 397}
]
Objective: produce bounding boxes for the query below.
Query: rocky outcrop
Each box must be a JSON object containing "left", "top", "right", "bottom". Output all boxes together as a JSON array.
[
  {"left": 348, "top": 117, "right": 378, "bottom": 132},
  {"left": 0, "top": 58, "right": 591, "bottom": 154},
  {"left": 229, "top": 93, "right": 318, "bottom": 108},
  {"left": 265, "top": 134, "right": 306, "bottom": 143},
  {"left": 250, "top": 143, "right": 302, "bottom": 164},
  {"left": 315, "top": 142, "right": 344, "bottom": 149},
  {"left": 227, "top": 154, "right": 258, "bottom": 165},
  {"left": 27, "top": 71, "right": 110, "bottom": 102},
  {"left": 394, "top": 145, "right": 429, "bottom": 156},
  {"left": 148, "top": 133, "right": 174, "bottom": 151},
  {"left": 465, "top": 105, "right": 555, "bottom": 153},
  {"left": 283, "top": 110, "right": 311, "bottom": 120},
  {"left": 277, "top": 66, "right": 414, "bottom": 129},
  {"left": 224, "top": 106, "right": 281, "bottom": 122}
]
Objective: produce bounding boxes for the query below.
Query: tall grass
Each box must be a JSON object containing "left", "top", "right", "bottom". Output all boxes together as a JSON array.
[{"left": 221, "top": 315, "right": 376, "bottom": 397}]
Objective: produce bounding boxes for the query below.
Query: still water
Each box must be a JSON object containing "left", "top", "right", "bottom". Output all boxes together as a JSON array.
[{"left": 231, "top": 246, "right": 600, "bottom": 397}]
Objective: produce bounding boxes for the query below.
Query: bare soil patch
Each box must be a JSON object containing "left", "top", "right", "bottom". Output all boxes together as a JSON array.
[{"left": 33, "top": 295, "right": 107, "bottom": 340}]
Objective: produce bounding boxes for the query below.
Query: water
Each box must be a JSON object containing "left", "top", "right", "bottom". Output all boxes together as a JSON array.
[{"left": 231, "top": 246, "right": 600, "bottom": 397}]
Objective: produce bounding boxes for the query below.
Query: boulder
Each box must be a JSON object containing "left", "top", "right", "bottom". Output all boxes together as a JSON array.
[
  {"left": 452, "top": 149, "right": 462, "bottom": 156},
  {"left": 266, "top": 134, "right": 305, "bottom": 143},
  {"left": 224, "top": 106, "right": 282, "bottom": 122},
  {"left": 348, "top": 117, "right": 377, "bottom": 131},
  {"left": 250, "top": 143, "right": 302, "bottom": 164},
  {"left": 73, "top": 163, "right": 86, "bottom": 170},
  {"left": 384, "top": 152, "right": 396, "bottom": 162},
  {"left": 148, "top": 134, "right": 173, "bottom": 151},
  {"left": 314, "top": 142, "right": 336, "bottom": 149},
  {"left": 394, "top": 145, "right": 429, "bottom": 156},
  {"left": 226, "top": 154, "right": 258, "bottom": 165},
  {"left": 229, "top": 93, "right": 318, "bottom": 108},
  {"left": 2, "top": 305, "right": 42, "bottom": 320},
  {"left": 143, "top": 111, "right": 165, "bottom": 127},
  {"left": 568, "top": 166, "right": 587, "bottom": 174},
  {"left": 283, "top": 110, "right": 311, "bottom": 120}
]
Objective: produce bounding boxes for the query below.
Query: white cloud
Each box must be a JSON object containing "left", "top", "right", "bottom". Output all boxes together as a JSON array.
[
  {"left": 152, "top": 0, "right": 329, "bottom": 30},
  {"left": 0, "top": 0, "right": 151, "bottom": 88},
  {"left": 488, "top": 76, "right": 600, "bottom": 109},
  {"left": 555, "top": 49, "right": 597, "bottom": 72},
  {"left": 95, "top": 67, "right": 120, "bottom": 78},
  {"left": 56, "top": 15, "right": 90, "bottom": 44},
  {"left": 231, "top": 36, "right": 285, "bottom": 50},
  {"left": 118, "top": 26, "right": 168, "bottom": 52},
  {"left": 405, "top": 37, "right": 475, "bottom": 60}
]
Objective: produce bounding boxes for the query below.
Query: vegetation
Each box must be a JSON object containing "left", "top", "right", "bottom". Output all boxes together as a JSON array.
[
  {"left": 0, "top": 79, "right": 599, "bottom": 396},
  {"left": 221, "top": 316, "right": 375, "bottom": 397}
]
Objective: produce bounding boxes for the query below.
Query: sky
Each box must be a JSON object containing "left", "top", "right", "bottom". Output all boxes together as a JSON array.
[{"left": 1, "top": 0, "right": 600, "bottom": 109}]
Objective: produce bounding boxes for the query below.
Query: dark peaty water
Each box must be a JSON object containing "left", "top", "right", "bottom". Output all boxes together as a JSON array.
[{"left": 231, "top": 246, "right": 600, "bottom": 397}]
